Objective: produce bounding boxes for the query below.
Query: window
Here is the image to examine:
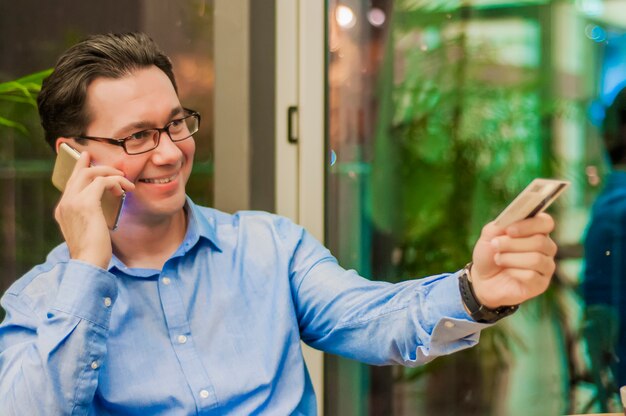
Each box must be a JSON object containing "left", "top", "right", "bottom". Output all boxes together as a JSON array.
[{"left": 325, "top": 1, "right": 626, "bottom": 414}]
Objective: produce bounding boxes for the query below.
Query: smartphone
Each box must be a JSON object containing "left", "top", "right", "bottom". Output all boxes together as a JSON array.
[
  {"left": 494, "top": 178, "right": 570, "bottom": 229},
  {"left": 51, "top": 142, "right": 125, "bottom": 230}
]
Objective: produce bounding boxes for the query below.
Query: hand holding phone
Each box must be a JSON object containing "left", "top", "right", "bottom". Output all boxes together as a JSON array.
[
  {"left": 52, "top": 142, "right": 126, "bottom": 230},
  {"left": 494, "top": 178, "right": 570, "bottom": 229},
  {"left": 52, "top": 143, "right": 135, "bottom": 268}
]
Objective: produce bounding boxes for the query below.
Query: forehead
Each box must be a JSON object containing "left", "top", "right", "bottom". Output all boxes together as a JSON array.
[{"left": 84, "top": 66, "right": 180, "bottom": 134}]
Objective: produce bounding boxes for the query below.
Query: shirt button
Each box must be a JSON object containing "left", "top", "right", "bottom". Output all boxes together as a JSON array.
[
  {"left": 199, "top": 389, "right": 210, "bottom": 399},
  {"left": 444, "top": 321, "right": 455, "bottom": 329},
  {"left": 103, "top": 297, "right": 112, "bottom": 308},
  {"left": 162, "top": 277, "right": 171, "bottom": 285},
  {"left": 177, "top": 335, "right": 188, "bottom": 344},
  {"left": 91, "top": 361, "right": 99, "bottom": 370}
]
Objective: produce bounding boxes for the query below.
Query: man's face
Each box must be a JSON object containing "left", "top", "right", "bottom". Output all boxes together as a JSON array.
[{"left": 66, "top": 66, "right": 195, "bottom": 222}]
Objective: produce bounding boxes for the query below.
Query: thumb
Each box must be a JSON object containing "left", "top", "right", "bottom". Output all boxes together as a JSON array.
[
  {"left": 472, "top": 221, "right": 506, "bottom": 280},
  {"left": 480, "top": 221, "right": 506, "bottom": 241}
]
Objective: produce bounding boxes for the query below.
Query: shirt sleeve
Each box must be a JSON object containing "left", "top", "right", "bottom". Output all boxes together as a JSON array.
[
  {"left": 0, "top": 260, "right": 117, "bottom": 416},
  {"left": 283, "top": 221, "right": 491, "bottom": 367}
]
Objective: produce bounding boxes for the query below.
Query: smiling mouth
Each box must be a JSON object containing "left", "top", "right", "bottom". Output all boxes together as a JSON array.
[{"left": 139, "top": 174, "right": 178, "bottom": 184}]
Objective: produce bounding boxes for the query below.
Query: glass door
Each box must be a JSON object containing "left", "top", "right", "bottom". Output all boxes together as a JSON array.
[{"left": 324, "top": 0, "right": 626, "bottom": 415}]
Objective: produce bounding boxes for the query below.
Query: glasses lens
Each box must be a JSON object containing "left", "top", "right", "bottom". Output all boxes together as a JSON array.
[
  {"left": 125, "top": 129, "right": 160, "bottom": 154},
  {"left": 170, "top": 115, "right": 199, "bottom": 142}
]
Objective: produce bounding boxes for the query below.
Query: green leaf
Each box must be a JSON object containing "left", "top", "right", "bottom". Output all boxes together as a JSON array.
[
  {"left": 0, "top": 116, "right": 27, "bottom": 134},
  {"left": 13, "top": 68, "right": 53, "bottom": 84},
  {"left": 0, "top": 68, "right": 52, "bottom": 107},
  {"left": 0, "top": 95, "right": 34, "bottom": 104}
]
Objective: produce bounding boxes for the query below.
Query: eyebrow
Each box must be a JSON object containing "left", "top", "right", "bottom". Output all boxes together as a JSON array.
[{"left": 114, "top": 106, "right": 185, "bottom": 137}]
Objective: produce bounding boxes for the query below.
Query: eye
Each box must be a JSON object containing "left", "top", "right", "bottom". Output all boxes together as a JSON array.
[
  {"left": 130, "top": 130, "right": 155, "bottom": 141},
  {"left": 169, "top": 119, "right": 185, "bottom": 133}
]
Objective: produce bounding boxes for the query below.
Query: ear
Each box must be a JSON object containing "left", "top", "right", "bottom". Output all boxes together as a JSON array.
[{"left": 54, "top": 138, "right": 73, "bottom": 154}]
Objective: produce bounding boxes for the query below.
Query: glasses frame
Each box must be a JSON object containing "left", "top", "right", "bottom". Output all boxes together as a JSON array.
[{"left": 73, "top": 108, "right": 201, "bottom": 155}]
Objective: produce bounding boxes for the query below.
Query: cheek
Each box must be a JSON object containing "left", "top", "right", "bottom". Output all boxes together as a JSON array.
[
  {"left": 181, "top": 139, "right": 196, "bottom": 173},
  {"left": 112, "top": 158, "right": 146, "bottom": 182},
  {"left": 182, "top": 139, "right": 196, "bottom": 161}
]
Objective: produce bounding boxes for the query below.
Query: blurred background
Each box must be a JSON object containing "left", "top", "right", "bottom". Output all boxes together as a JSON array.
[{"left": 2, "top": 0, "right": 626, "bottom": 414}]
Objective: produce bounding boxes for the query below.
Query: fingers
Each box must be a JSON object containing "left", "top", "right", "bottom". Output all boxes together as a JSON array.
[
  {"left": 479, "top": 221, "right": 507, "bottom": 241},
  {"left": 494, "top": 251, "right": 556, "bottom": 277},
  {"left": 486, "top": 268, "right": 552, "bottom": 305},
  {"left": 492, "top": 234, "right": 557, "bottom": 257},
  {"left": 503, "top": 268, "right": 552, "bottom": 296},
  {"left": 470, "top": 212, "right": 558, "bottom": 307},
  {"left": 505, "top": 212, "right": 555, "bottom": 237},
  {"left": 491, "top": 213, "right": 557, "bottom": 275},
  {"left": 80, "top": 175, "right": 135, "bottom": 200},
  {"left": 65, "top": 152, "right": 134, "bottom": 194},
  {"left": 74, "top": 151, "right": 91, "bottom": 169}
]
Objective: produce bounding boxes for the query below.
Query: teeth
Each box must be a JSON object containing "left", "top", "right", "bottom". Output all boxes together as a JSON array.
[{"left": 140, "top": 175, "right": 176, "bottom": 184}]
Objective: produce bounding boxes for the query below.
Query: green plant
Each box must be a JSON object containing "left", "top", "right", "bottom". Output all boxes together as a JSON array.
[
  {"left": 367, "top": 3, "right": 570, "bottom": 415},
  {"left": 0, "top": 69, "right": 52, "bottom": 134}
]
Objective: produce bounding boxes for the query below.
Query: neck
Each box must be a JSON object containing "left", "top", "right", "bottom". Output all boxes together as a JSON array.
[{"left": 111, "top": 208, "right": 188, "bottom": 270}]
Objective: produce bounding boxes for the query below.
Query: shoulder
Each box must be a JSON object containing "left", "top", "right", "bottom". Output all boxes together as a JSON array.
[
  {"left": 196, "top": 204, "right": 302, "bottom": 238},
  {"left": 190, "top": 203, "right": 306, "bottom": 253},
  {"left": 4, "top": 243, "right": 70, "bottom": 300}
]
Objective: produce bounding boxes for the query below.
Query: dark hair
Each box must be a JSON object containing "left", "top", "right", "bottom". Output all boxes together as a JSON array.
[
  {"left": 37, "top": 32, "right": 178, "bottom": 150},
  {"left": 603, "top": 87, "right": 626, "bottom": 166}
]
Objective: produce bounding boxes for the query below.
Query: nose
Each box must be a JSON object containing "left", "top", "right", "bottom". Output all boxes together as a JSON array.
[{"left": 151, "top": 131, "right": 184, "bottom": 165}]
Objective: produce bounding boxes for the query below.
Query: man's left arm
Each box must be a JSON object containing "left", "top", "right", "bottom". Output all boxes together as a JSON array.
[{"left": 283, "top": 213, "right": 556, "bottom": 366}]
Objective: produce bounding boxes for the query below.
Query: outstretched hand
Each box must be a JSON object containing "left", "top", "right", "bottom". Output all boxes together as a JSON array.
[{"left": 469, "top": 213, "right": 557, "bottom": 309}]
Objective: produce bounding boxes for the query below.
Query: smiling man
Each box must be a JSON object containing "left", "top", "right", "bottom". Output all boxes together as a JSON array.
[{"left": 0, "top": 33, "right": 558, "bottom": 415}]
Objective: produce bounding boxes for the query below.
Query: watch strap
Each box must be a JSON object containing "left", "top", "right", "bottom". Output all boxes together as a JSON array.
[{"left": 458, "top": 265, "right": 519, "bottom": 323}]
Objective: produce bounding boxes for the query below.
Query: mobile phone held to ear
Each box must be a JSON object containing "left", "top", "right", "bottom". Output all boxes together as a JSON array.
[
  {"left": 494, "top": 178, "right": 570, "bottom": 229},
  {"left": 52, "top": 142, "right": 125, "bottom": 230}
]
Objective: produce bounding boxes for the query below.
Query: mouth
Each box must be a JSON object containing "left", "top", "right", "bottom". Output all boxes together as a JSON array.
[{"left": 138, "top": 173, "right": 178, "bottom": 184}]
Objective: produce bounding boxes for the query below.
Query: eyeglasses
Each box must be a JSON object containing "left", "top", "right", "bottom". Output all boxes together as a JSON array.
[{"left": 74, "top": 108, "right": 201, "bottom": 155}]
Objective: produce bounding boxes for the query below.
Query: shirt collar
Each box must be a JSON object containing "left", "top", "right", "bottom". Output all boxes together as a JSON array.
[
  {"left": 107, "top": 196, "right": 222, "bottom": 272},
  {"left": 183, "top": 196, "right": 222, "bottom": 252}
]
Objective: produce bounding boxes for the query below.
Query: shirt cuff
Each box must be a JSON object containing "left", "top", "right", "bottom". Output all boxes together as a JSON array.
[
  {"left": 425, "top": 271, "right": 492, "bottom": 350},
  {"left": 51, "top": 260, "right": 118, "bottom": 329},
  {"left": 427, "top": 270, "right": 486, "bottom": 323}
]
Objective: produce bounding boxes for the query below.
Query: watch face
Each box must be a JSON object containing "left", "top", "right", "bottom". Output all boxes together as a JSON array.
[{"left": 474, "top": 304, "right": 519, "bottom": 324}]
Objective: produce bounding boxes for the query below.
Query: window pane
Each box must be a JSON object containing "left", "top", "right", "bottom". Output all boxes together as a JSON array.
[{"left": 326, "top": 1, "right": 625, "bottom": 414}]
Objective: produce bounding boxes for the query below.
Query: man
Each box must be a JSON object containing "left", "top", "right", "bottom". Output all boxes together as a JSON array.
[
  {"left": 0, "top": 33, "right": 556, "bottom": 415},
  {"left": 582, "top": 86, "right": 626, "bottom": 400}
]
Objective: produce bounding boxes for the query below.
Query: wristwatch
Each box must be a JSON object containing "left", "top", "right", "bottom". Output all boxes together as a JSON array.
[{"left": 458, "top": 264, "right": 519, "bottom": 323}]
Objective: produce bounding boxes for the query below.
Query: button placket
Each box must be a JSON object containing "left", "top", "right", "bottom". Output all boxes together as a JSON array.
[{"left": 158, "top": 269, "right": 216, "bottom": 409}]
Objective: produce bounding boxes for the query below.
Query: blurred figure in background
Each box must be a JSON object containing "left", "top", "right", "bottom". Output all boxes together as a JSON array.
[{"left": 582, "top": 85, "right": 626, "bottom": 408}]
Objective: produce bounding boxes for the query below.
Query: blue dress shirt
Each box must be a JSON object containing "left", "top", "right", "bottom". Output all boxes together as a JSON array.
[{"left": 0, "top": 197, "right": 488, "bottom": 415}]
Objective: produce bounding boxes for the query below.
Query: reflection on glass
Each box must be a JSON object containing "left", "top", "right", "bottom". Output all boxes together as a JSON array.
[
  {"left": 582, "top": 86, "right": 626, "bottom": 413},
  {"left": 326, "top": 0, "right": 626, "bottom": 414}
]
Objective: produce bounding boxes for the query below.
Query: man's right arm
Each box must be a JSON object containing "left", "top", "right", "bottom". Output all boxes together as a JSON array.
[{"left": 0, "top": 260, "right": 117, "bottom": 416}]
